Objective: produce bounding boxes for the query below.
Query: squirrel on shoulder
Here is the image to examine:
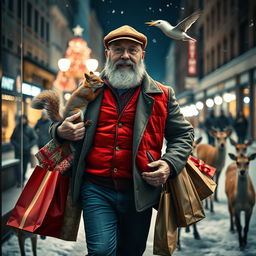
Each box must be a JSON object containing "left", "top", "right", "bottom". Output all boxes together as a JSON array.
[{"left": 31, "top": 71, "right": 104, "bottom": 124}]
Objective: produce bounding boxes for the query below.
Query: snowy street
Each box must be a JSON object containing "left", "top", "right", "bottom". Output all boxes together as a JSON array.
[{"left": 2, "top": 131, "right": 256, "bottom": 256}]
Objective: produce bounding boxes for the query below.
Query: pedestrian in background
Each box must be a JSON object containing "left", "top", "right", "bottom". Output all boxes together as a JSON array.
[
  {"left": 216, "top": 109, "right": 231, "bottom": 131},
  {"left": 228, "top": 112, "right": 234, "bottom": 128},
  {"left": 233, "top": 111, "right": 248, "bottom": 143},
  {"left": 204, "top": 110, "right": 217, "bottom": 146},
  {"left": 50, "top": 25, "right": 194, "bottom": 255},
  {"left": 11, "top": 114, "right": 38, "bottom": 186},
  {"left": 34, "top": 111, "right": 51, "bottom": 149}
]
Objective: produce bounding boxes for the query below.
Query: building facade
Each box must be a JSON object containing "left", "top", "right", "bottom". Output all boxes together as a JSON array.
[{"left": 171, "top": 0, "right": 256, "bottom": 140}]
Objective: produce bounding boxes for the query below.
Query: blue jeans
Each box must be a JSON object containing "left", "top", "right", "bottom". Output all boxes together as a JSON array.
[{"left": 80, "top": 181, "right": 152, "bottom": 256}]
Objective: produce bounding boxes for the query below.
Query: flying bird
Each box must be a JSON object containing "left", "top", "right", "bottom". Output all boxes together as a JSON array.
[{"left": 145, "top": 10, "right": 201, "bottom": 42}]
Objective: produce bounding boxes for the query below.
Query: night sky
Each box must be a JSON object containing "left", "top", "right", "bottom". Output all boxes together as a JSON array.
[{"left": 91, "top": 0, "right": 183, "bottom": 83}]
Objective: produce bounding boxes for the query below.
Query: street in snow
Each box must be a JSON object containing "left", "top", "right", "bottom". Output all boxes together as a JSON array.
[{"left": 2, "top": 131, "right": 256, "bottom": 256}]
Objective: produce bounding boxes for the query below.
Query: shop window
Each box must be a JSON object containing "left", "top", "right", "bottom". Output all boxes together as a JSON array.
[{"left": 27, "top": 2, "right": 32, "bottom": 28}]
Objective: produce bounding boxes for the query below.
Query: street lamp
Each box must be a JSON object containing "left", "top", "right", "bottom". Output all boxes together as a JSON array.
[
  {"left": 58, "top": 58, "right": 71, "bottom": 72},
  {"left": 206, "top": 98, "right": 214, "bottom": 108},
  {"left": 214, "top": 95, "right": 223, "bottom": 105},
  {"left": 195, "top": 101, "right": 204, "bottom": 110},
  {"left": 85, "top": 59, "right": 99, "bottom": 72}
]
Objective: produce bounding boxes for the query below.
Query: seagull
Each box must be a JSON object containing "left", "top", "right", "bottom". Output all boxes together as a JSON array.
[{"left": 145, "top": 10, "right": 201, "bottom": 42}]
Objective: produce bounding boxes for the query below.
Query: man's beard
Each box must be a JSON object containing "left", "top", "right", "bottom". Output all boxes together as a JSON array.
[{"left": 103, "top": 57, "right": 146, "bottom": 89}]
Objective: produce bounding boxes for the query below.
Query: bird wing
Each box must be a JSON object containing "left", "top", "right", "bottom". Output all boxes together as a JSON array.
[{"left": 173, "top": 10, "right": 201, "bottom": 32}]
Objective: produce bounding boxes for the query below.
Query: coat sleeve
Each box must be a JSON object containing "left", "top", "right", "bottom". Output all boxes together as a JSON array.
[
  {"left": 161, "top": 87, "right": 194, "bottom": 178},
  {"left": 49, "top": 121, "right": 66, "bottom": 144}
]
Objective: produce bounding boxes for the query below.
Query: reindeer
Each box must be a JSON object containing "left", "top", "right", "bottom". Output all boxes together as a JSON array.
[
  {"left": 196, "top": 129, "right": 232, "bottom": 209},
  {"left": 12, "top": 228, "right": 46, "bottom": 256},
  {"left": 225, "top": 153, "right": 256, "bottom": 249},
  {"left": 229, "top": 138, "right": 253, "bottom": 155},
  {"left": 177, "top": 137, "right": 202, "bottom": 250}
]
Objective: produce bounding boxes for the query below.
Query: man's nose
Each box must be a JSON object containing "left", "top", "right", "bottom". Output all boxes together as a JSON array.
[{"left": 121, "top": 50, "right": 130, "bottom": 59}]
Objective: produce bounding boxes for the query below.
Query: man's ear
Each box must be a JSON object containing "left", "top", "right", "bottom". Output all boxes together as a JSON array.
[
  {"left": 141, "top": 51, "right": 146, "bottom": 59},
  {"left": 104, "top": 49, "right": 109, "bottom": 58}
]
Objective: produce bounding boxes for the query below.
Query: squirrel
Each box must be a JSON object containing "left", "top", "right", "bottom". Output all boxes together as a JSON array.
[{"left": 31, "top": 72, "right": 104, "bottom": 123}]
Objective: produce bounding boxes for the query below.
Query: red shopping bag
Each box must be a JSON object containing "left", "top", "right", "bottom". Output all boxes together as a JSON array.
[{"left": 6, "top": 165, "right": 70, "bottom": 239}]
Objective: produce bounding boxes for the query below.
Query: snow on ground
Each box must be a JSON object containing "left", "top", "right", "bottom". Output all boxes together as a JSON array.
[{"left": 2, "top": 129, "right": 256, "bottom": 255}]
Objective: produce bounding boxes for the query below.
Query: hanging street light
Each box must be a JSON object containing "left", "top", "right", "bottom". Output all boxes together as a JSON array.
[
  {"left": 206, "top": 98, "right": 214, "bottom": 108},
  {"left": 58, "top": 58, "right": 71, "bottom": 72},
  {"left": 214, "top": 95, "right": 223, "bottom": 105},
  {"left": 195, "top": 101, "right": 204, "bottom": 110},
  {"left": 85, "top": 59, "right": 99, "bottom": 72}
]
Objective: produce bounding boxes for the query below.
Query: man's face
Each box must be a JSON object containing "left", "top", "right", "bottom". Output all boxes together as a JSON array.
[
  {"left": 105, "top": 40, "right": 145, "bottom": 66},
  {"left": 103, "top": 40, "right": 146, "bottom": 89}
]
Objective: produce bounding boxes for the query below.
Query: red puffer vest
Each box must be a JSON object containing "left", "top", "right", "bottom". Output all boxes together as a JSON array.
[{"left": 85, "top": 83, "right": 169, "bottom": 178}]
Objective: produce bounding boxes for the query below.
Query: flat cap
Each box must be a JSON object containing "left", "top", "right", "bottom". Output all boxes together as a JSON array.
[{"left": 104, "top": 25, "right": 147, "bottom": 49}]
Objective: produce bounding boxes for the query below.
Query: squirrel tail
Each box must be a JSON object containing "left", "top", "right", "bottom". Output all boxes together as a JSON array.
[{"left": 31, "top": 90, "right": 63, "bottom": 122}]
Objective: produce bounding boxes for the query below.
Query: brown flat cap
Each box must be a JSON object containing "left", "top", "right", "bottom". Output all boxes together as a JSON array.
[{"left": 104, "top": 25, "right": 147, "bottom": 49}]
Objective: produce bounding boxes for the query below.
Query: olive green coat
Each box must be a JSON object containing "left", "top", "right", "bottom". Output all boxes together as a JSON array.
[{"left": 50, "top": 73, "right": 194, "bottom": 212}]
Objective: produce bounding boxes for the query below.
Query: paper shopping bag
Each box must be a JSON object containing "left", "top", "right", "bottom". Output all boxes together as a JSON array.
[
  {"left": 153, "top": 183, "right": 178, "bottom": 256},
  {"left": 186, "top": 158, "right": 217, "bottom": 201},
  {"left": 168, "top": 167, "right": 205, "bottom": 227}
]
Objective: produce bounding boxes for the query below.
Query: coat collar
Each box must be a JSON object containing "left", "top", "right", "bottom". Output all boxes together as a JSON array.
[{"left": 141, "top": 72, "right": 163, "bottom": 94}]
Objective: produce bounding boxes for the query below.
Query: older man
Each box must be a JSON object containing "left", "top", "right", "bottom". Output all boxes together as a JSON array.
[{"left": 51, "top": 25, "right": 194, "bottom": 256}]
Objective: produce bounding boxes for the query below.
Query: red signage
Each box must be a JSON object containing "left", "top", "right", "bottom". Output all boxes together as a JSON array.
[{"left": 188, "top": 41, "right": 197, "bottom": 75}]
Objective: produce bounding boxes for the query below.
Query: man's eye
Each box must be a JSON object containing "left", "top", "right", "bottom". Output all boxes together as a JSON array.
[
  {"left": 115, "top": 48, "right": 123, "bottom": 52},
  {"left": 129, "top": 49, "right": 137, "bottom": 54}
]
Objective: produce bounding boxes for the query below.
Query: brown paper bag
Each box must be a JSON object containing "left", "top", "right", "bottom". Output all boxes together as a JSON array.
[
  {"left": 186, "top": 159, "right": 217, "bottom": 201},
  {"left": 153, "top": 183, "right": 178, "bottom": 256},
  {"left": 169, "top": 167, "right": 205, "bottom": 227}
]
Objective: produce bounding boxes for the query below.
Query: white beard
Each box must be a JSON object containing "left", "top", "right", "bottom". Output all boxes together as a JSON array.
[{"left": 103, "top": 57, "right": 146, "bottom": 89}]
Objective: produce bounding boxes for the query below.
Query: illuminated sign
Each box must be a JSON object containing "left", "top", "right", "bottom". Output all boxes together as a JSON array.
[
  {"left": 22, "top": 82, "right": 41, "bottom": 96},
  {"left": 188, "top": 41, "right": 197, "bottom": 75},
  {"left": 1, "top": 76, "right": 15, "bottom": 91}
]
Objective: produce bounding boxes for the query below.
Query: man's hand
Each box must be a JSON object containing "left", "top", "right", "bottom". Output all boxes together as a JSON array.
[
  {"left": 57, "top": 112, "right": 86, "bottom": 141},
  {"left": 141, "top": 160, "right": 171, "bottom": 187}
]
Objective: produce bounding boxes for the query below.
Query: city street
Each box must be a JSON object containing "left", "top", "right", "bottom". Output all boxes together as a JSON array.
[{"left": 2, "top": 131, "right": 256, "bottom": 256}]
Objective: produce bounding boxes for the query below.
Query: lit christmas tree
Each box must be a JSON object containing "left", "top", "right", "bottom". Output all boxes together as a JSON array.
[{"left": 54, "top": 25, "right": 91, "bottom": 92}]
